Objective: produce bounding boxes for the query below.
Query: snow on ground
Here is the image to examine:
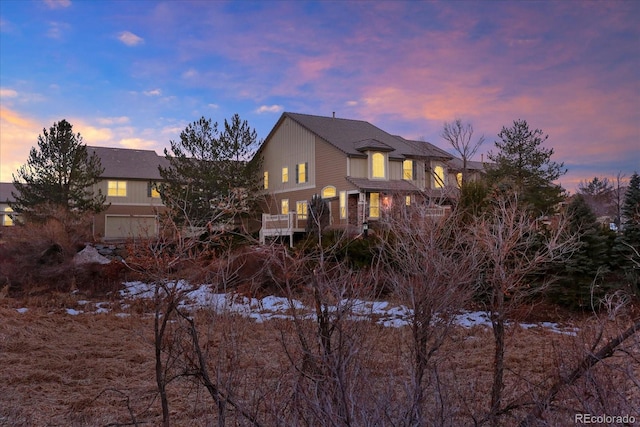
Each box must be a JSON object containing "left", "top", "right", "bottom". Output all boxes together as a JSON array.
[{"left": 13, "top": 280, "right": 578, "bottom": 335}]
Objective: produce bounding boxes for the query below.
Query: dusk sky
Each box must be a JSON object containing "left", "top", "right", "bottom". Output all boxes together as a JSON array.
[{"left": 1, "top": 0, "right": 638, "bottom": 192}]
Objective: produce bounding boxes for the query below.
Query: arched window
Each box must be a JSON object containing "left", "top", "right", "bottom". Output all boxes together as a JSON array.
[
  {"left": 322, "top": 186, "right": 336, "bottom": 198},
  {"left": 372, "top": 152, "right": 385, "bottom": 179}
]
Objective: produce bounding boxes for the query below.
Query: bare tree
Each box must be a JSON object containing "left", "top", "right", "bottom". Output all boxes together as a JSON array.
[
  {"left": 442, "top": 118, "right": 485, "bottom": 186},
  {"left": 471, "top": 194, "right": 577, "bottom": 427},
  {"left": 379, "top": 199, "right": 482, "bottom": 425}
]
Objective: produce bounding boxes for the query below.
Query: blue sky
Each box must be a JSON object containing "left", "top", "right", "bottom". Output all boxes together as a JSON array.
[{"left": 1, "top": 0, "right": 638, "bottom": 192}]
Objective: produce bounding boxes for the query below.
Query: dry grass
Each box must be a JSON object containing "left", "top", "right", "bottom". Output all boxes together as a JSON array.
[{"left": 0, "top": 296, "right": 637, "bottom": 426}]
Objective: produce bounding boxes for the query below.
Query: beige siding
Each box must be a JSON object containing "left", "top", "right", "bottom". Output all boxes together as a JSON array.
[
  {"left": 315, "top": 136, "right": 356, "bottom": 193},
  {"left": 262, "top": 117, "right": 316, "bottom": 193},
  {"left": 389, "top": 159, "right": 403, "bottom": 180},
  {"left": 348, "top": 157, "right": 367, "bottom": 178},
  {"left": 95, "top": 179, "right": 164, "bottom": 206}
]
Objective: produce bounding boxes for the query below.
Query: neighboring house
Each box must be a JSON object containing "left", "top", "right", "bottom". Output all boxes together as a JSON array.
[
  {"left": 257, "top": 112, "right": 475, "bottom": 244},
  {"left": 89, "top": 146, "right": 169, "bottom": 240},
  {"left": 446, "top": 157, "right": 489, "bottom": 189},
  {"left": 0, "top": 182, "right": 17, "bottom": 228}
]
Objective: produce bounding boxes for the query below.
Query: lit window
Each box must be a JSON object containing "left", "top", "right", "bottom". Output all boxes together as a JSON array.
[
  {"left": 281, "top": 199, "right": 289, "bottom": 214},
  {"left": 339, "top": 191, "right": 347, "bottom": 219},
  {"left": 322, "top": 186, "right": 336, "bottom": 198},
  {"left": 108, "top": 181, "right": 127, "bottom": 197},
  {"left": 369, "top": 192, "right": 380, "bottom": 218},
  {"left": 264, "top": 171, "right": 269, "bottom": 189},
  {"left": 382, "top": 195, "right": 392, "bottom": 210},
  {"left": 372, "top": 152, "right": 385, "bottom": 179},
  {"left": 405, "top": 195, "right": 412, "bottom": 206},
  {"left": 456, "top": 172, "right": 463, "bottom": 188},
  {"left": 148, "top": 182, "right": 160, "bottom": 198},
  {"left": 296, "top": 201, "right": 308, "bottom": 220},
  {"left": 282, "top": 167, "right": 288, "bottom": 183},
  {"left": 403, "top": 160, "right": 414, "bottom": 180},
  {"left": 296, "top": 162, "right": 307, "bottom": 183},
  {"left": 3, "top": 207, "right": 14, "bottom": 226},
  {"left": 434, "top": 165, "right": 445, "bottom": 189}
]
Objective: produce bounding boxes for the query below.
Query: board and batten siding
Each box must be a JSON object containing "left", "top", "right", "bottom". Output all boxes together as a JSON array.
[
  {"left": 389, "top": 159, "right": 403, "bottom": 180},
  {"left": 262, "top": 117, "right": 316, "bottom": 194},
  {"left": 348, "top": 157, "right": 367, "bottom": 178},
  {"left": 95, "top": 180, "right": 164, "bottom": 206}
]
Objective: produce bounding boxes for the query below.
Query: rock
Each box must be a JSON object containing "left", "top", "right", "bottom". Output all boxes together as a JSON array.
[{"left": 73, "top": 245, "right": 111, "bottom": 265}]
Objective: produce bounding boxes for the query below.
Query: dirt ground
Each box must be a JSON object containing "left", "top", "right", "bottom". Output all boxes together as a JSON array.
[{"left": 1, "top": 293, "right": 638, "bottom": 427}]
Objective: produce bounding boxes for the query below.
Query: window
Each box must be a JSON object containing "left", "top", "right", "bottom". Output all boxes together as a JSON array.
[
  {"left": 322, "top": 185, "right": 336, "bottom": 198},
  {"left": 3, "top": 207, "right": 14, "bottom": 226},
  {"left": 403, "top": 159, "right": 414, "bottom": 180},
  {"left": 282, "top": 167, "right": 288, "bottom": 183},
  {"left": 108, "top": 180, "right": 127, "bottom": 197},
  {"left": 372, "top": 152, "right": 385, "bottom": 179},
  {"left": 405, "top": 195, "right": 412, "bottom": 206},
  {"left": 433, "top": 165, "right": 445, "bottom": 189},
  {"left": 281, "top": 199, "right": 289, "bottom": 215},
  {"left": 147, "top": 182, "right": 160, "bottom": 198},
  {"left": 339, "top": 191, "right": 347, "bottom": 219},
  {"left": 369, "top": 192, "right": 380, "bottom": 218},
  {"left": 456, "top": 172, "right": 463, "bottom": 188},
  {"left": 263, "top": 171, "right": 269, "bottom": 189},
  {"left": 296, "top": 201, "right": 308, "bottom": 220},
  {"left": 296, "top": 162, "right": 308, "bottom": 183}
]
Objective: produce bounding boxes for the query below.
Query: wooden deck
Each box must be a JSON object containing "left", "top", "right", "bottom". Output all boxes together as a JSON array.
[{"left": 259, "top": 213, "right": 306, "bottom": 247}]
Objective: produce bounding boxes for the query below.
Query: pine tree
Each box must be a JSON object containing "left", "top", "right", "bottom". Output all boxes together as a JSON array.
[
  {"left": 615, "top": 172, "right": 640, "bottom": 288},
  {"left": 552, "top": 195, "right": 610, "bottom": 309},
  {"left": 487, "top": 120, "right": 566, "bottom": 216},
  {"left": 10, "top": 119, "right": 106, "bottom": 221},
  {"left": 159, "top": 115, "right": 263, "bottom": 229}
]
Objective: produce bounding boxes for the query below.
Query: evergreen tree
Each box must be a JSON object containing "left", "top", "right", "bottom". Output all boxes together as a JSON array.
[
  {"left": 10, "top": 119, "right": 106, "bottom": 221},
  {"left": 578, "top": 176, "right": 615, "bottom": 218},
  {"left": 616, "top": 172, "right": 640, "bottom": 288},
  {"left": 551, "top": 195, "right": 610, "bottom": 309},
  {"left": 486, "top": 120, "right": 566, "bottom": 216},
  {"left": 159, "top": 114, "right": 263, "bottom": 229}
]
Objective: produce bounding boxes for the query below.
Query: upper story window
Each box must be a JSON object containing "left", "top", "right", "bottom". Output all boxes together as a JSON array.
[
  {"left": 148, "top": 182, "right": 160, "bottom": 198},
  {"left": 433, "top": 165, "right": 445, "bottom": 189},
  {"left": 403, "top": 160, "right": 414, "bottom": 180},
  {"left": 371, "top": 152, "right": 385, "bottom": 179},
  {"left": 322, "top": 186, "right": 336, "bottom": 199},
  {"left": 282, "top": 167, "right": 289, "bottom": 183},
  {"left": 263, "top": 171, "right": 269, "bottom": 189},
  {"left": 296, "top": 162, "right": 308, "bottom": 183},
  {"left": 108, "top": 180, "right": 127, "bottom": 197}
]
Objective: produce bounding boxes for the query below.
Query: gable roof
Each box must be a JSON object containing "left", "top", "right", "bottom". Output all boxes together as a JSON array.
[
  {"left": 89, "top": 146, "right": 169, "bottom": 180},
  {"left": 265, "top": 112, "right": 453, "bottom": 161},
  {"left": 446, "top": 158, "right": 488, "bottom": 172},
  {"left": 0, "top": 183, "right": 17, "bottom": 203}
]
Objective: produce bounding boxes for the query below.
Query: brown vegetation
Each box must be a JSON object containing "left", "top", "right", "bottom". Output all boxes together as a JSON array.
[{"left": 0, "top": 298, "right": 637, "bottom": 426}]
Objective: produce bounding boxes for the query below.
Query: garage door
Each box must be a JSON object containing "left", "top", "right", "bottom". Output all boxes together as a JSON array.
[{"left": 105, "top": 215, "right": 158, "bottom": 239}]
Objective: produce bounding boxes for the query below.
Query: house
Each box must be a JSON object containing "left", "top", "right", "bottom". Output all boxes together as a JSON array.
[
  {"left": 257, "top": 112, "right": 472, "bottom": 244},
  {"left": 0, "top": 182, "right": 17, "bottom": 228},
  {"left": 88, "top": 146, "right": 169, "bottom": 240}
]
